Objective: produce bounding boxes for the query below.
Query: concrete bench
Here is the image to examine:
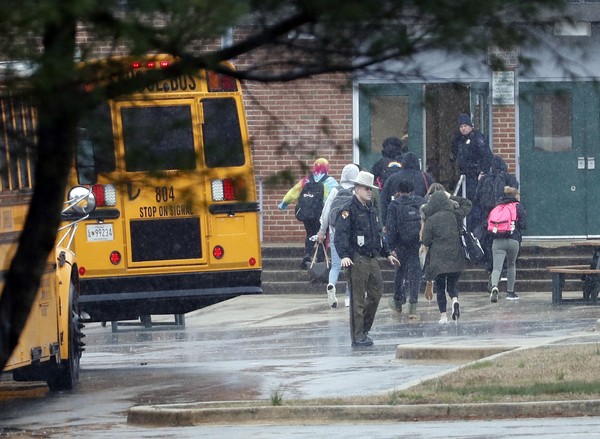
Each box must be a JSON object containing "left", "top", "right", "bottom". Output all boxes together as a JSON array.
[{"left": 547, "top": 265, "right": 600, "bottom": 304}]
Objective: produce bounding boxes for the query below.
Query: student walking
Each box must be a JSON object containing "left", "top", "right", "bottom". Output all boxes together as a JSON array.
[
  {"left": 386, "top": 179, "right": 426, "bottom": 320},
  {"left": 317, "top": 163, "right": 360, "bottom": 308},
  {"left": 334, "top": 171, "right": 400, "bottom": 347},
  {"left": 421, "top": 189, "right": 472, "bottom": 324},
  {"left": 473, "top": 155, "right": 519, "bottom": 273},
  {"left": 380, "top": 152, "right": 434, "bottom": 225},
  {"left": 371, "top": 136, "right": 406, "bottom": 189},
  {"left": 278, "top": 158, "right": 338, "bottom": 269},
  {"left": 489, "top": 186, "right": 527, "bottom": 302}
]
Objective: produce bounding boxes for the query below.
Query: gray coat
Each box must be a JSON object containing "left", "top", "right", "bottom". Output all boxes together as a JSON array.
[{"left": 421, "top": 191, "right": 472, "bottom": 280}]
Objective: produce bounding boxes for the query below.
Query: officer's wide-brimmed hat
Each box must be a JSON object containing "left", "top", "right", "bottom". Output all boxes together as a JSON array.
[{"left": 350, "top": 171, "right": 378, "bottom": 189}]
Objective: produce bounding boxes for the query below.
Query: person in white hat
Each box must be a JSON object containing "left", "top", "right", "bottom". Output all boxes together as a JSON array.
[
  {"left": 334, "top": 171, "right": 400, "bottom": 347},
  {"left": 317, "top": 163, "right": 360, "bottom": 309}
]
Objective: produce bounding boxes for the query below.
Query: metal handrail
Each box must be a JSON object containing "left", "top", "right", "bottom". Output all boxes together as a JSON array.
[{"left": 453, "top": 174, "right": 466, "bottom": 197}]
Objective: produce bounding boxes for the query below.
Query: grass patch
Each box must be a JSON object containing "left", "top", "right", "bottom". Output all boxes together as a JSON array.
[
  {"left": 464, "top": 360, "right": 494, "bottom": 370},
  {"left": 387, "top": 344, "right": 600, "bottom": 404},
  {"left": 270, "top": 385, "right": 286, "bottom": 406}
]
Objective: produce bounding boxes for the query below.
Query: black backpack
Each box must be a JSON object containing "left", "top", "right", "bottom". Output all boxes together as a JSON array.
[
  {"left": 294, "top": 175, "right": 326, "bottom": 222},
  {"left": 475, "top": 172, "right": 506, "bottom": 214},
  {"left": 328, "top": 186, "right": 354, "bottom": 227},
  {"left": 377, "top": 160, "right": 402, "bottom": 189},
  {"left": 390, "top": 198, "right": 422, "bottom": 247}
]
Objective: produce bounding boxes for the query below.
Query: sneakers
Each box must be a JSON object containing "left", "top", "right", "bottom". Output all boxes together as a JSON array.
[
  {"left": 490, "top": 286, "right": 499, "bottom": 303},
  {"left": 438, "top": 314, "right": 448, "bottom": 324},
  {"left": 345, "top": 295, "right": 350, "bottom": 307},
  {"left": 326, "top": 283, "right": 337, "bottom": 308},
  {"left": 506, "top": 292, "right": 520, "bottom": 300},
  {"left": 388, "top": 297, "right": 402, "bottom": 313},
  {"left": 352, "top": 333, "right": 374, "bottom": 347},
  {"left": 451, "top": 300, "right": 460, "bottom": 321}
]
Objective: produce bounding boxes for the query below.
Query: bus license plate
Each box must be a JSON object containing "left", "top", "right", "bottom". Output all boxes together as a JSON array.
[{"left": 87, "top": 224, "right": 114, "bottom": 242}]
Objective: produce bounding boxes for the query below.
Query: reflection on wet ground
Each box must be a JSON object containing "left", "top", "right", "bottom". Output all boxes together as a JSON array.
[
  {"left": 77, "top": 292, "right": 599, "bottom": 403},
  {"left": 1, "top": 291, "right": 599, "bottom": 436}
]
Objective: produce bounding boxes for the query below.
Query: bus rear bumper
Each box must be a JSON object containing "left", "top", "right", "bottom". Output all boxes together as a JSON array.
[{"left": 77, "top": 269, "right": 262, "bottom": 322}]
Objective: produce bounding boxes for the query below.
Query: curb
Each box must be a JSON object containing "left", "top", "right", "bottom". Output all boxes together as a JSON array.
[
  {"left": 127, "top": 400, "right": 600, "bottom": 426},
  {"left": 395, "top": 345, "right": 517, "bottom": 361}
]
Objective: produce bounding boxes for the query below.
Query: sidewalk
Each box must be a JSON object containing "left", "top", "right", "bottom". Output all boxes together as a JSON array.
[{"left": 127, "top": 290, "right": 600, "bottom": 426}]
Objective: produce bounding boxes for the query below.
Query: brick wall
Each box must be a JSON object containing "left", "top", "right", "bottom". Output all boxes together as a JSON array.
[
  {"left": 243, "top": 76, "right": 354, "bottom": 243},
  {"left": 491, "top": 105, "right": 517, "bottom": 173}
]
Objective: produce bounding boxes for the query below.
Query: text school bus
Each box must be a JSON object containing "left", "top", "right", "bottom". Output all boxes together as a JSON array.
[
  {"left": 70, "top": 55, "right": 262, "bottom": 325},
  {"left": 1, "top": 92, "right": 91, "bottom": 390}
]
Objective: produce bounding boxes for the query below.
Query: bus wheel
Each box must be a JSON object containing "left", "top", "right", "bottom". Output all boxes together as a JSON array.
[{"left": 47, "top": 279, "right": 84, "bottom": 391}]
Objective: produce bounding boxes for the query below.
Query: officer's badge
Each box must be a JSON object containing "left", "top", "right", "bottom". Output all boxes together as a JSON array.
[{"left": 341, "top": 210, "right": 350, "bottom": 219}]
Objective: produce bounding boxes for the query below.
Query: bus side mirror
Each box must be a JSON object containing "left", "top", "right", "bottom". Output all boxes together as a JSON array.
[
  {"left": 77, "top": 129, "right": 98, "bottom": 185},
  {"left": 67, "top": 186, "right": 96, "bottom": 215}
]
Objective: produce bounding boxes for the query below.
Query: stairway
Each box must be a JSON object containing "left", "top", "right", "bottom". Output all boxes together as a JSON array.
[{"left": 261, "top": 241, "right": 595, "bottom": 298}]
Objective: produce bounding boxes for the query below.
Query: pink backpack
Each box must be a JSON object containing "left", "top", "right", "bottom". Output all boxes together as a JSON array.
[{"left": 487, "top": 202, "right": 518, "bottom": 235}]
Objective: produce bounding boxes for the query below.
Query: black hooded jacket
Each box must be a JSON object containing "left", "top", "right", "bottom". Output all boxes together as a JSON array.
[
  {"left": 473, "top": 156, "right": 519, "bottom": 217},
  {"left": 380, "top": 152, "right": 435, "bottom": 224}
]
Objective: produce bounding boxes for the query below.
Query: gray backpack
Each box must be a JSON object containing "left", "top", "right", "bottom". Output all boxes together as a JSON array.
[{"left": 328, "top": 186, "right": 353, "bottom": 227}]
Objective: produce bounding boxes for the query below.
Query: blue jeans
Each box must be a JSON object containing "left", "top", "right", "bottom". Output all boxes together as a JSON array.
[{"left": 329, "top": 231, "right": 350, "bottom": 299}]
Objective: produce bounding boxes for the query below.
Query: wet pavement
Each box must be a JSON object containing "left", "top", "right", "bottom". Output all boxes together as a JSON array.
[
  {"left": 123, "top": 289, "right": 600, "bottom": 427},
  {"left": 1, "top": 288, "right": 599, "bottom": 437},
  {"left": 115, "top": 288, "right": 600, "bottom": 403}
]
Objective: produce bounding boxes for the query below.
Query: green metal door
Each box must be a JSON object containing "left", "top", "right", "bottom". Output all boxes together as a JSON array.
[
  {"left": 358, "top": 84, "right": 423, "bottom": 172},
  {"left": 520, "top": 82, "right": 600, "bottom": 237}
]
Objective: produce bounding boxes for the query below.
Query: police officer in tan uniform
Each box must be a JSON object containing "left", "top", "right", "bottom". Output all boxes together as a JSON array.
[{"left": 334, "top": 171, "right": 400, "bottom": 347}]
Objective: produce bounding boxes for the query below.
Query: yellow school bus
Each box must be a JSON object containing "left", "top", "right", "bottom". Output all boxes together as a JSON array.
[
  {"left": 69, "top": 55, "right": 262, "bottom": 324},
  {"left": 1, "top": 92, "right": 90, "bottom": 390}
]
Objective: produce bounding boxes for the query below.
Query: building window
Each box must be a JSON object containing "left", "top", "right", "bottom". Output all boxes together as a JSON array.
[
  {"left": 533, "top": 93, "right": 572, "bottom": 152},
  {"left": 370, "top": 96, "right": 409, "bottom": 154}
]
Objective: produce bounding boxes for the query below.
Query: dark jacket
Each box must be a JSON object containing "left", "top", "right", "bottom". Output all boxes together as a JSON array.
[
  {"left": 421, "top": 191, "right": 472, "bottom": 279},
  {"left": 491, "top": 195, "right": 527, "bottom": 243},
  {"left": 451, "top": 129, "right": 493, "bottom": 177},
  {"left": 371, "top": 137, "right": 405, "bottom": 187},
  {"left": 334, "top": 195, "right": 390, "bottom": 260},
  {"left": 473, "top": 155, "right": 519, "bottom": 218},
  {"left": 386, "top": 194, "right": 426, "bottom": 259},
  {"left": 380, "top": 152, "right": 434, "bottom": 224}
]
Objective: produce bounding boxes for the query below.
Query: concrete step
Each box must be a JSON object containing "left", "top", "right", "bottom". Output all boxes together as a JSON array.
[{"left": 260, "top": 241, "right": 597, "bottom": 295}]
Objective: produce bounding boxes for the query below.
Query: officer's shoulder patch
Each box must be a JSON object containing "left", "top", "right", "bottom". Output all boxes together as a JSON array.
[{"left": 341, "top": 210, "right": 350, "bottom": 219}]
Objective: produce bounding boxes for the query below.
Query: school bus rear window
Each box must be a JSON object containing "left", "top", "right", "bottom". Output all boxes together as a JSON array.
[
  {"left": 79, "top": 103, "right": 115, "bottom": 174},
  {"left": 202, "top": 98, "right": 245, "bottom": 168},
  {"left": 122, "top": 105, "right": 196, "bottom": 172}
]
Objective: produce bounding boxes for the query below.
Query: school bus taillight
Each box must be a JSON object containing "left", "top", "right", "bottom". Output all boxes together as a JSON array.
[
  {"left": 110, "top": 251, "right": 122, "bottom": 265},
  {"left": 249, "top": 257, "right": 256, "bottom": 267},
  {"left": 91, "top": 184, "right": 116, "bottom": 207},
  {"left": 211, "top": 178, "right": 236, "bottom": 201},
  {"left": 213, "top": 246, "right": 225, "bottom": 259},
  {"left": 207, "top": 71, "right": 238, "bottom": 92}
]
